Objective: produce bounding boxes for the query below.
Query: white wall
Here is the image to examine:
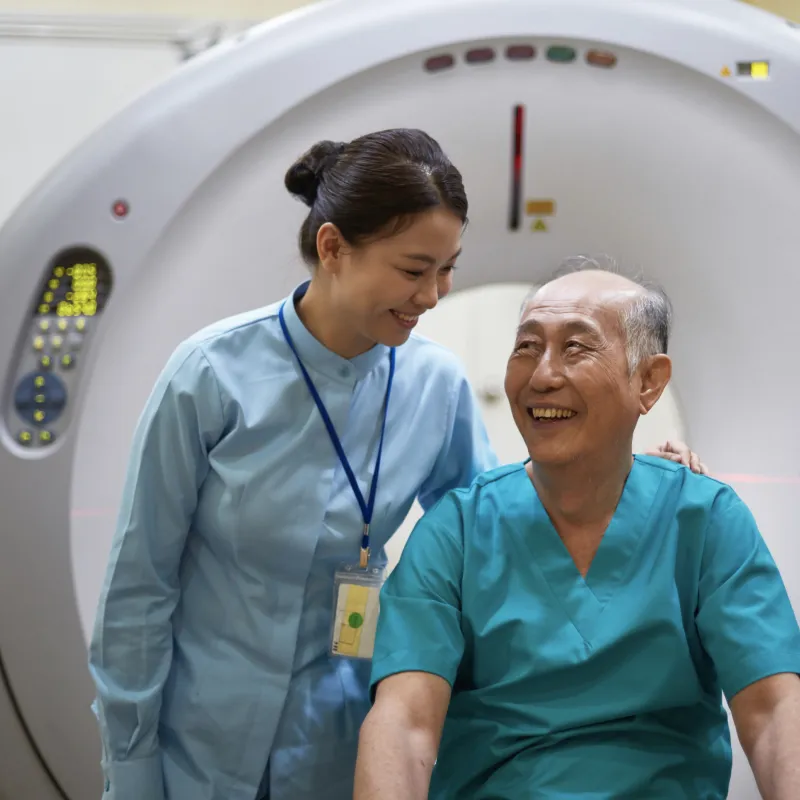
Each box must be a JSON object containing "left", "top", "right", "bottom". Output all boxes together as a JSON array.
[
  {"left": 0, "top": 0, "right": 794, "bottom": 22},
  {"left": 0, "top": 24, "right": 181, "bottom": 233}
]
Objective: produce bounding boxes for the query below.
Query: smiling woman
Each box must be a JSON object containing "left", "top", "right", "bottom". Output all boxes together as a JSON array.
[
  {"left": 286, "top": 129, "right": 467, "bottom": 358},
  {"left": 86, "top": 126, "right": 500, "bottom": 800}
]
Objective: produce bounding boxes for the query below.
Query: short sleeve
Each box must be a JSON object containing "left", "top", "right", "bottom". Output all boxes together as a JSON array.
[
  {"left": 370, "top": 493, "right": 466, "bottom": 697},
  {"left": 696, "top": 487, "right": 800, "bottom": 701},
  {"left": 417, "top": 371, "right": 498, "bottom": 510}
]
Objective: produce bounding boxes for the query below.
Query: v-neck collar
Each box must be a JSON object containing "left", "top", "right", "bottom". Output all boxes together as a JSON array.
[{"left": 518, "top": 458, "right": 668, "bottom": 644}]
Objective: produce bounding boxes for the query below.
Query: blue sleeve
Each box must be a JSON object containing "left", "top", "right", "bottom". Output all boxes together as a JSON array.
[
  {"left": 695, "top": 487, "right": 800, "bottom": 702},
  {"left": 88, "top": 343, "right": 225, "bottom": 800},
  {"left": 417, "top": 370, "right": 498, "bottom": 511},
  {"left": 370, "top": 492, "right": 466, "bottom": 697}
]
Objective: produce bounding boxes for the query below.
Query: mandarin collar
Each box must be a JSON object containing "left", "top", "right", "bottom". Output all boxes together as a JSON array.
[{"left": 280, "top": 281, "right": 391, "bottom": 382}]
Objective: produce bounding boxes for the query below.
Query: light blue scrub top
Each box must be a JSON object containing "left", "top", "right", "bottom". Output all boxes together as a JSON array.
[
  {"left": 371, "top": 456, "right": 800, "bottom": 799},
  {"left": 88, "top": 281, "right": 497, "bottom": 800}
]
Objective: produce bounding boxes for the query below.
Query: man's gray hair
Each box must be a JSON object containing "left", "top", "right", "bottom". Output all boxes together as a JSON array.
[{"left": 521, "top": 254, "right": 673, "bottom": 374}]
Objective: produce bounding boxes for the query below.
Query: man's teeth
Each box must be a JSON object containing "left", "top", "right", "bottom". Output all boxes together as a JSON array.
[
  {"left": 393, "top": 311, "right": 418, "bottom": 322},
  {"left": 531, "top": 408, "right": 576, "bottom": 419}
]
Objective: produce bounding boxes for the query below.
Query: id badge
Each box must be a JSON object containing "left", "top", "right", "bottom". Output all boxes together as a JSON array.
[{"left": 330, "top": 564, "right": 385, "bottom": 660}]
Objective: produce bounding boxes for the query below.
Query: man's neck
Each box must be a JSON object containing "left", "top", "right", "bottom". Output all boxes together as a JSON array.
[
  {"left": 527, "top": 451, "right": 634, "bottom": 530},
  {"left": 296, "top": 280, "right": 373, "bottom": 359}
]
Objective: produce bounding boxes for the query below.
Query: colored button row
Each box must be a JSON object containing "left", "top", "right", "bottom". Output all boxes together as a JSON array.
[
  {"left": 38, "top": 353, "right": 76, "bottom": 371},
  {"left": 37, "top": 317, "right": 87, "bottom": 333},
  {"left": 17, "top": 429, "right": 56, "bottom": 446},
  {"left": 32, "top": 333, "right": 83, "bottom": 352}
]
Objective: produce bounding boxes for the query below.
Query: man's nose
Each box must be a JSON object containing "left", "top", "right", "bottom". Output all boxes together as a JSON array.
[{"left": 528, "top": 348, "right": 565, "bottom": 392}]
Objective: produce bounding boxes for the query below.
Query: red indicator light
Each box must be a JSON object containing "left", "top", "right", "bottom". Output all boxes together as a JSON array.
[
  {"left": 424, "top": 54, "right": 455, "bottom": 72},
  {"left": 112, "top": 200, "right": 129, "bottom": 219},
  {"left": 506, "top": 45, "right": 536, "bottom": 61},
  {"left": 465, "top": 47, "right": 495, "bottom": 64}
]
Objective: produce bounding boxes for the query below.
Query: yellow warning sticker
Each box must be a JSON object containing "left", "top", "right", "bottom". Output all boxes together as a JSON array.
[
  {"left": 526, "top": 199, "right": 556, "bottom": 216},
  {"left": 531, "top": 219, "right": 548, "bottom": 232}
]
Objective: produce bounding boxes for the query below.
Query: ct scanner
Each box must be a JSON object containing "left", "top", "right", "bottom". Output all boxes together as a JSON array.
[{"left": 1, "top": 0, "right": 799, "bottom": 797}]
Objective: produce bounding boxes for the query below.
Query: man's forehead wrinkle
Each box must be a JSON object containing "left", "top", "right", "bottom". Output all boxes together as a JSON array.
[{"left": 524, "top": 287, "right": 643, "bottom": 335}]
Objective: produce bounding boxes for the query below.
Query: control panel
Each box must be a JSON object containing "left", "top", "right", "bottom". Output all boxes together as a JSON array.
[{"left": 3, "top": 247, "right": 113, "bottom": 451}]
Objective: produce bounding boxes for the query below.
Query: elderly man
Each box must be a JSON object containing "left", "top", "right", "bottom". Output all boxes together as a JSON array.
[{"left": 353, "top": 258, "right": 800, "bottom": 799}]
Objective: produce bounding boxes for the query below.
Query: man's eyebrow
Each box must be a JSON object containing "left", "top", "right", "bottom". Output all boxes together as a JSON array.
[{"left": 516, "top": 317, "right": 603, "bottom": 337}]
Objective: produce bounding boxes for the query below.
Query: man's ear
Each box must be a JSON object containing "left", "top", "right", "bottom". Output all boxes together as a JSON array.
[{"left": 639, "top": 354, "right": 672, "bottom": 415}]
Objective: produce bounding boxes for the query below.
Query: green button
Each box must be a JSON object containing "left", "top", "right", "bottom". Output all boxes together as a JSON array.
[
  {"left": 348, "top": 612, "right": 364, "bottom": 629},
  {"left": 547, "top": 45, "right": 577, "bottom": 63}
]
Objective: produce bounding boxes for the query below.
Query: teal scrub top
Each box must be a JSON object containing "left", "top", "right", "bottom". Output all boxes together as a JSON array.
[
  {"left": 88, "top": 281, "right": 497, "bottom": 800},
  {"left": 370, "top": 456, "right": 800, "bottom": 799}
]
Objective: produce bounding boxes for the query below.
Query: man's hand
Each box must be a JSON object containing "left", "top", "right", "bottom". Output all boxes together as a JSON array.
[
  {"left": 354, "top": 671, "right": 451, "bottom": 800},
  {"left": 645, "top": 439, "right": 708, "bottom": 475},
  {"left": 730, "top": 673, "right": 800, "bottom": 799}
]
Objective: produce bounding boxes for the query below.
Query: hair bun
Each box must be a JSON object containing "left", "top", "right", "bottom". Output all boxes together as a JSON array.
[{"left": 284, "top": 140, "right": 346, "bottom": 207}]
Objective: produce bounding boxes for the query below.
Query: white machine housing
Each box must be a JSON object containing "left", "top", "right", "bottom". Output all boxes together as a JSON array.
[{"left": 0, "top": 1, "right": 798, "bottom": 798}]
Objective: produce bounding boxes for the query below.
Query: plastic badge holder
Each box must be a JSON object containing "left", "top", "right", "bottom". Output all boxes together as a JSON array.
[{"left": 330, "top": 564, "right": 385, "bottom": 660}]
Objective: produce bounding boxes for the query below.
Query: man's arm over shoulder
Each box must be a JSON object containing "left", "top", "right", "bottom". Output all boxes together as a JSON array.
[
  {"left": 695, "top": 485, "right": 800, "bottom": 798},
  {"left": 354, "top": 492, "right": 468, "bottom": 799}
]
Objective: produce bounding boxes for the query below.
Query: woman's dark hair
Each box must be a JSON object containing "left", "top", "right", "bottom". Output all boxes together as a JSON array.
[{"left": 284, "top": 128, "right": 468, "bottom": 267}]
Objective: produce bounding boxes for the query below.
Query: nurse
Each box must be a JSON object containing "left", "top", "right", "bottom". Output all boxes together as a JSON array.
[
  {"left": 355, "top": 261, "right": 800, "bottom": 799},
  {"left": 88, "top": 132, "right": 701, "bottom": 800}
]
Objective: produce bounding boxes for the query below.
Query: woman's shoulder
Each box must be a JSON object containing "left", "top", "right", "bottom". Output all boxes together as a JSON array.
[
  {"left": 157, "top": 302, "right": 287, "bottom": 394},
  {"left": 400, "top": 331, "right": 468, "bottom": 384},
  {"left": 185, "top": 301, "right": 283, "bottom": 351}
]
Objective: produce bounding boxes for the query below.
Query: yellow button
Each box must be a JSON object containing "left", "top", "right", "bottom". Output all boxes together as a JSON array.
[
  {"left": 61, "top": 355, "right": 74, "bottom": 369},
  {"left": 18, "top": 430, "right": 32, "bottom": 444},
  {"left": 39, "top": 319, "right": 50, "bottom": 332},
  {"left": 34, "top": 376, "right": 45, "bottom": 388},
  {"left": 39, "top": 431, "right": 53, "bottom": 443},
  {"left": 75, "top": 318, "right": 86, "bottom": 332},
  {"left": 51, "top": 335, "right": 63, "bottom": 349},
  {"left": 33, "top": 410, "right": 45, "bottom": 423},
  {"left": 33, "top": 336, "right": 45, "bottom": 351},
  {"left": 48, "top": 279, "right": 59, "bottom": 289},
  {"left": 35, "top": 393, "right": 46, "bottom": 404},
  {"left": 40, "top": 356, "right": 52, "bottom": 369},
  {"left": 54, "top": 267, "right": 64, "bottom": 278},
  {"left": 57, "top": 319, "right": 68, "bottom": 332}
]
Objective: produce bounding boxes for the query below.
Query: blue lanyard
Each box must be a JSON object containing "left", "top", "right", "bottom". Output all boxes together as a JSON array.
[{"left": 279, "top": 302, "right": 396, "bottom": 568}]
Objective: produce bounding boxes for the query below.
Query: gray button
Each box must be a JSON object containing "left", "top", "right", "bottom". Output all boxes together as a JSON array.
[{"left": 339, "top": 367, "right": 351, "bottom": 379}]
